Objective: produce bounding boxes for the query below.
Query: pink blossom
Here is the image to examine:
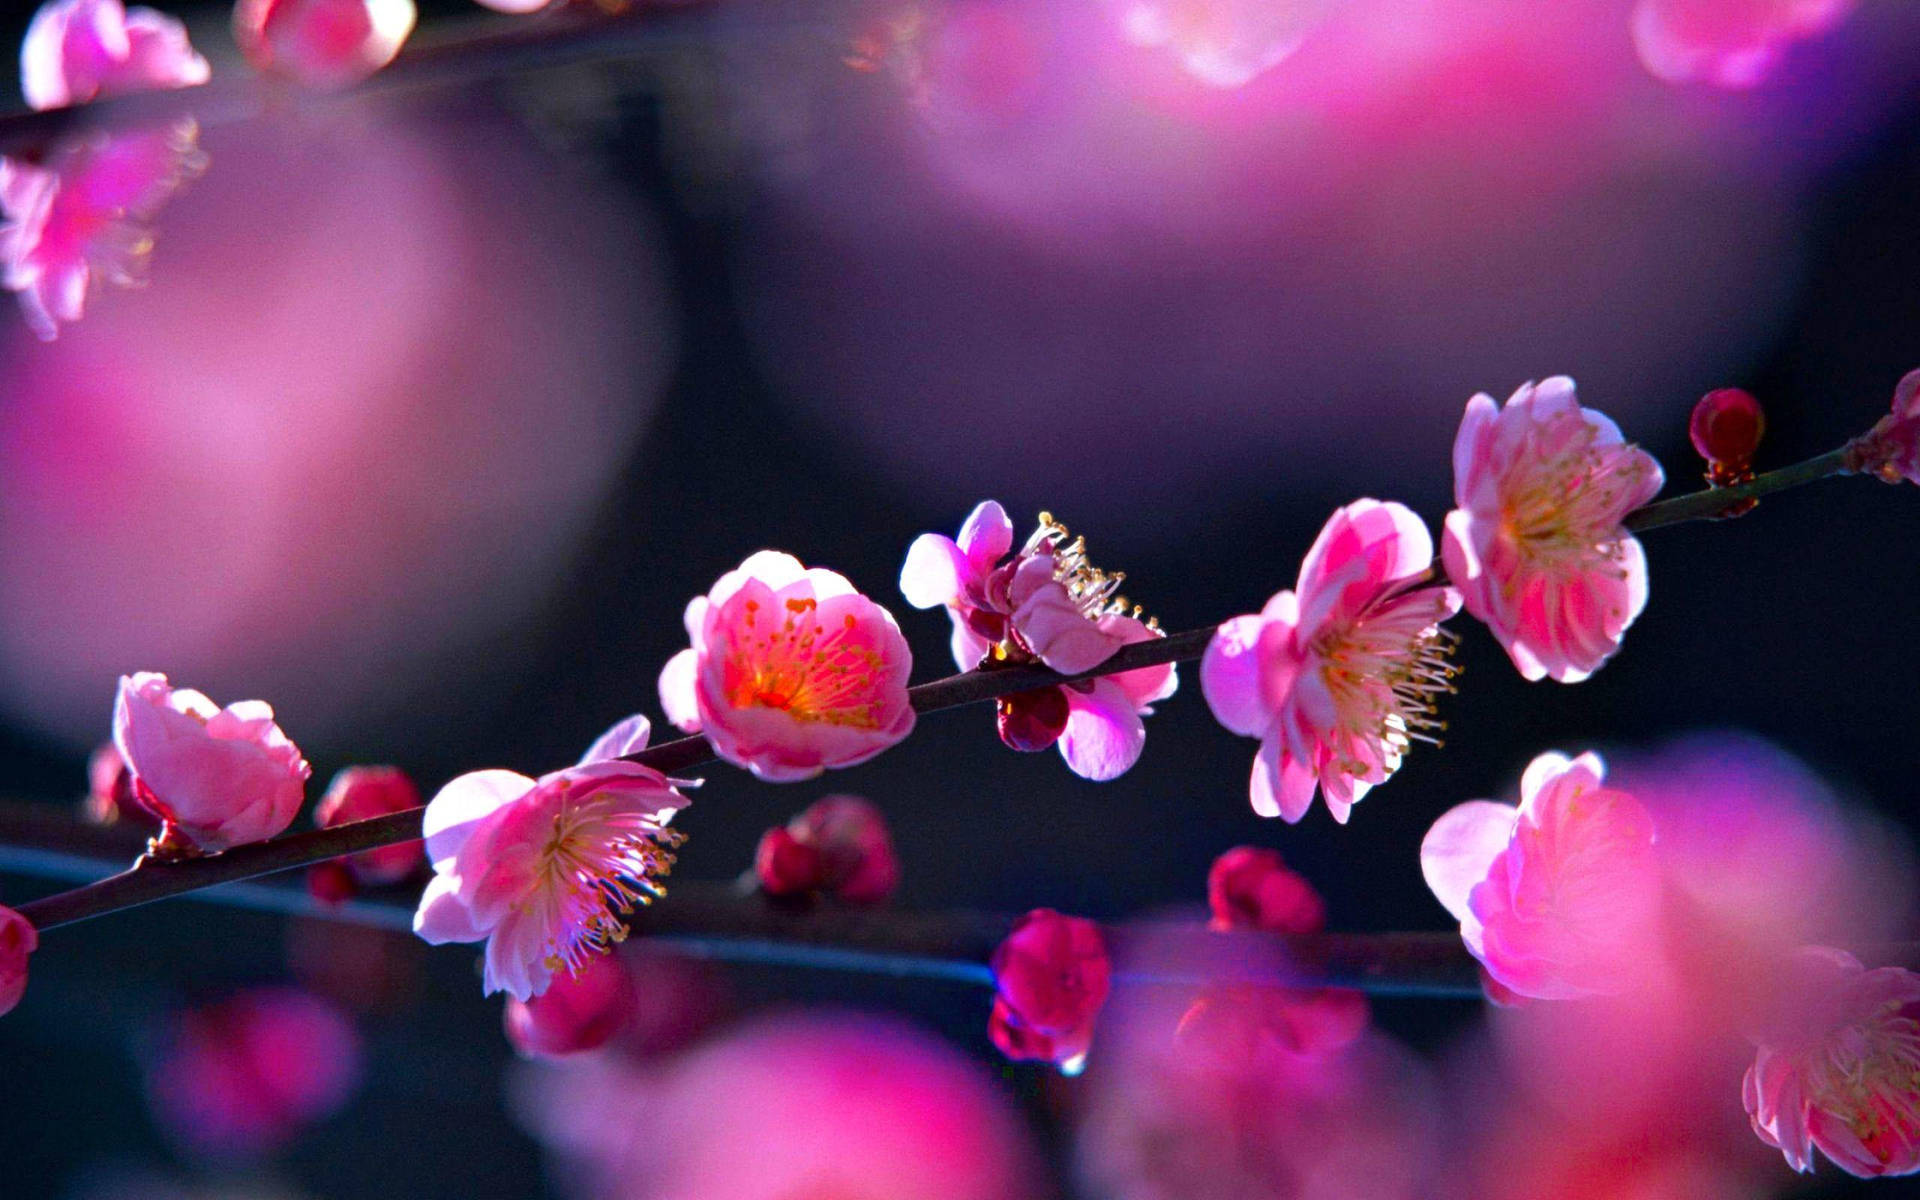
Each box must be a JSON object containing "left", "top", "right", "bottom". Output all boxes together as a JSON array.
[
  {"left": 413, "top": 714, "right": 689, "bottom": 1000},
  {"left": 472, "top": 0, "right": 552, "bottom": 12},
  {"left": 901, "top": 502, "right": 1177, "bottom": 780},
  {"left": 1202, "top": 499, "right": 1460, "bottom": 823},
  {"left": 0, "top": 124, "right": 205, "bottom": 340},
  {"left": 20, "top": 0, "right": 210, "bottom": 111},
  {"left": 755, "top": 793, "right": 899, "bottom": 903},
  {"left": 1421, "top": 750, "right": 1665, "bottom": 1001},
  {"left": 1441, "top": 378, "right": 1664, "bottom": 684},
  {"left": 659, "top": 551, "right": 915, "bottom": 781},
  {"left": 144, "top": 986, "right": 362, "bottom": 1159},
  {"left": 1848, "top": 368, "right": 1920, "bottom": 486},
  {"left": 989, "top": 907, "right": 1112, "bottom": 1073},
  {"left": 233, "top": 0, "right": 416, "bottom": 89},
  {"left": 0, "top": 904, "right": 36, "bottom": 1017},
  {"left": 1631, "top": 0, "right": 1853, "bottom": 89},
  {"left": 504, "top": 951, "right": 637, "bottom": 1058},
  {"left": 1744, "top": 947, "right": 1920, "bottom": 1177},
  {"left": 110, "top": 670, "right": 311, "bottom": 853},
  {"left": 312, "top": 765, "right": 423, "bottom": 886}
]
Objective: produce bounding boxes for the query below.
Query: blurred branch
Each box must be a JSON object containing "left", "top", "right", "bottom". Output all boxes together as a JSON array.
[
  {"left": 0, "top": 3, "right": 834, "bottom": 158},
  {"left": 0, "top": 801, "right": 1481, "bottom": 994},
  {"left": 0, "top": 441, "right": 1879, "bottom": 935}
]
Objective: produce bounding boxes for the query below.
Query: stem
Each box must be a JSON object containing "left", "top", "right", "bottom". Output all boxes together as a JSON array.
[
  {"left": 1, "top": 442, "right": 1871, "bottom": 934},
  {"left": 1623, "top": 447, "right": 1856, "bottom": 533},
  {"left": 0, "top": 803, "right": 1481, "bottom": 994}
]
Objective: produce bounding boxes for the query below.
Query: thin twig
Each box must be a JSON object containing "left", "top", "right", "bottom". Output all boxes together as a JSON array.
[{"left": 4, "top": 444, "right": 1870, "bottom": 933}]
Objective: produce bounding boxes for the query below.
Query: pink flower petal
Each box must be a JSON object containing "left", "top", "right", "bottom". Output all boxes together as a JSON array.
[
  {"left": 1058, "top": 679, "right": 1146, "bottom": 782},
  {"left": 1420, "top": 799, "right": 1519, "bottom": 926}
]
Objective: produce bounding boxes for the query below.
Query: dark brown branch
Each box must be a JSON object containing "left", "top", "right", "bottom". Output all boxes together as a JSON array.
[{"left": 2, "top": 443, "right": 1873, "bottom": 934}]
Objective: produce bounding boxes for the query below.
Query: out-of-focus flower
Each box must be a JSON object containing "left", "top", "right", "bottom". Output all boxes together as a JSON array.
[
  {"left": 902, "top": 502, "right": 1177, "bottom": 782},
  {"left": 1111, "top": 0, "right": 1330, "bottom": 88},
  {"left": 1631, "top": 0, "right": 1853, "bottom": 89},
  {"left": 1441, "top": 378, "right": 1664, "bottom": 684},
  {"left": 1207, "top": 844, "right": 1324, "bottom": 934},
  {"left": 505, "top": 951, "right": 637, "bottom": 1059},
  {"left": 989, "top": 907, "right": 1111, "bottom": 1073},
  {"left": 284, "top": 918, "right": 421, "bottom": 1014},
  {"left": 472, "top": 0, "right": 552, "bottom": 12},
  {"left": 0, "top": 124, "right": 205, "bottom": 340},
  {"left": 145, "top": 987, "right": 360, "bottom": 1159},
  {"left": 1203, "top": 499, "right": 1459, "bottom": 823},
  {"left": 513, "top": 1012, "right": 1043, "bottom": 1200},
  {"left": 1184, "top": 846, "right": 1367, "bottom": 1063},
  {"left": 1848, "top": 368, "right": 1920, "bottom": 486},
  {"left": 1422, "top": 751, "right": 1664, "bottom": 1001},
  {"left": 1744, "top": 947, "right": 1920, "bottom": 1178},
  {"left": 0, "top": 904, "right": 36, "bottom": 1017},
  {"left": 755, "top": 793, "right": 899, "bottom": 903},
  {"left": 81, "top": 739, "right": 151, "bottom": 826},
  {"left": 660, "top": 551, "right": 915, "bottom": 782},
  {"left": 20, "top": 0, "right": 210, "bottom": 111},
  {"left": 111, "top": 670, "right": 311, "bottom": 853},
  {"left": 412, "top": 713, "right": 690, "bottom": 1001},
  {"left": 233, "top": 0, "right": 416, "bottom": 89},
  {"left": 1079, "top": 962, "right": 1437, "bottom": 1200},
  {"left": 312, "top": 765, "right": 423, "bottom": 886}
]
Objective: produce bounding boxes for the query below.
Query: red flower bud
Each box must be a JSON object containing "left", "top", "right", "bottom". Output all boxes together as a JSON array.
[
  {"left": 755, "top": 826, "right": 827, "bottom": 897},
  {"left": 996, "top": 686, "right": 1071, "bottom": 753},
  {"left": 313, "top": 766, "right": 424, "bottom": 886},
  {"left": 305, "top": 859, "right": 359, "bottom": 906},
  {"left": 1206, "top": 845, "right": 1326, "bottom": 935},
  {"left": 0, "top": 905, "right": 37, "bottom": 1017},
  {"left": 1689, "top": 387, "right": 1765, "bottom": 473}
]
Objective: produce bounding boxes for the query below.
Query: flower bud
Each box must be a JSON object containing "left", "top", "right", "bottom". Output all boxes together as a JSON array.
[
  {"left": 233, "top": 0, "right": 416, "bottom": 89},
  {"left": 996, "top": 686, "right": 1071, "bottom": 753},
  {"left": 313, "top": 765, "right": 423, "bottom": 886},
  {"left": 82, "top": 741, "right": 152, "bottom": 827},
  {"left": 503, "top": 952, "right": 636, "bottom": 1058},
  {"left": 1206, "top": 845, "right": 1325, "bottom": 934},
  {"left": 1690, "top": 387, "right": 1765, "bottom": 471},
  {"left": 754, "top": 826, "right": 826, "bottom": 897},
  {"left": 305, "top": 859, "right": 359, "bottom": 905}
]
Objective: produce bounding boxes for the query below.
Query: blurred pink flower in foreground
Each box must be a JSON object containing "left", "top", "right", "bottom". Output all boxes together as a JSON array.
[
  {"left": 82, "top": 739, "right": 150, "bottom": 826},
  {"left": 514, "top": 1012, "right": 1042, "bottom": 1200},
  {"left": 312, "top": 765, "right": 422, "bottom": 886},
  {"left": 0, "top": 124, "right": 204, "bottom": 340},
  {"left": 1745, "top": 947, "right": 1920, "bottom": 1178},
  {"left": 413, "top": 714, "right": 690, "bottom": 1001},
  {"left": 1187, "top": 847, "right": 1367, "bottom": 1061},
  {"left": 1202, "top": 499, "right": 1459, "bottom": 822},
  {"left": 754, "top": 793, "right": 899, "bottom": 903},
  {"left": 1423, "top": 751, "right": 1665, "bottom": 1001},
  {"left": 1442, "top": 377, "right": 1664, "bottom": 684},
  {"left": 1079, "top": 951, "right": 1435, "bottom": 1200},
  {"left": 661, "top": 551, "right": 915, "bottom": 781},
  {"left": 903, "top": 501, "right": 1177, "bottom": 780},
  {"left": 0, "top": 904, "right": 36, "bottom": 1017},
  {"left": 20, "top": 0, "right": 210, "bottom": 110},
  {"left": 1631, "top": 0, "right": 1853, "bottom": 88},
  {"left": 1849, "top": 368, "right": 1920, "bottom": 486},
  {"left": 472, "top": 0, "right": 552, "bottom": 12},
  {"left": 145, "top": 986, "right": 361, "bottom": 1159},
  {"left": 111, "top": 670, "right": 311, "bottom": 853},
  {"left": 233, "top": 0, "right": 416, "bottom": 89},
  {"left": 505, "top": 951, "right": 638, "bottom": 1059},
  {"left": 990, "top": 907, "right": 1112, "bottom": 1072},
  {"left": 1112, "top": 0, "right": 1330, "bottom": 87}
]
